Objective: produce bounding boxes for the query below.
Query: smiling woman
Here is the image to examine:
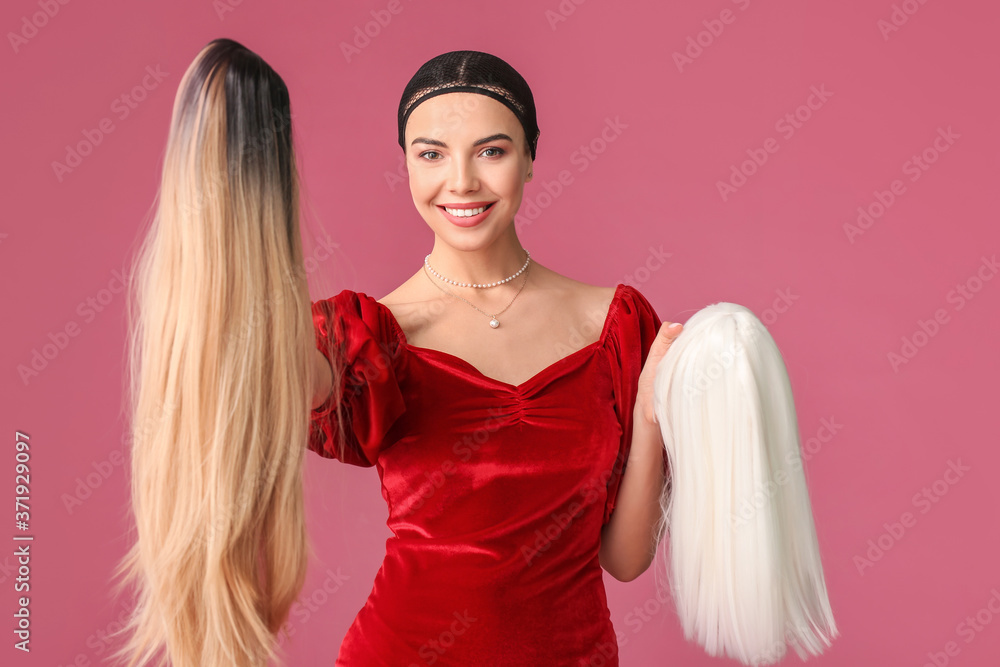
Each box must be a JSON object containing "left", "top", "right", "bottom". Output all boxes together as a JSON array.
[{"left": 306, "top": 50, "right": 675, "bottom": 666}]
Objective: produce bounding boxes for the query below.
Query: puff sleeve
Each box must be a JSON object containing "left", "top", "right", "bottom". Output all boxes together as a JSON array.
[
  {"left": 603, "top": 285, "right": 668, "bottom": 526},
  {"left": 308, "top": 290, "right": 407, "bottom": 467}
]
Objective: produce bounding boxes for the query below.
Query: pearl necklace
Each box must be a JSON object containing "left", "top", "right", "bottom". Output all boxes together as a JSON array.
[
  {"left": 422, "top": 258, "right": 531, "bottom": 329},
  {"left": 424, "top": 250, "right": 531, "bottom": 288}
]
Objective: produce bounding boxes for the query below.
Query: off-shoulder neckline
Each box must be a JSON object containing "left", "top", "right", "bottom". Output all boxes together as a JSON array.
[
  {"left": 362, "top": 283, "right": 630, "bottom": 392},
  {"left": 362, "top": 283, "right": 628, "bottom": 392}
]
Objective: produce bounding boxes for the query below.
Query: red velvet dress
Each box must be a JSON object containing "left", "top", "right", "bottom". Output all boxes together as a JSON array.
[{"left": 308, "top": 283, "right": 665, "bottom": 666}]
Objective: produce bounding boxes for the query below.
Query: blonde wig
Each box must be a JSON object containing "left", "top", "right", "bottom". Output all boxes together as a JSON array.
[
  {"left": 106, "top": 38, "right": 341, "bottom": 667},
  {"left": 652, "top": 302, "right": 838, "bottom": 665}
]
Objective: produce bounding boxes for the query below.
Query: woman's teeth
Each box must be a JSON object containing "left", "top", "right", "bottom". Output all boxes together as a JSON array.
[{"left": 444, "top": 205, "right": 490, "bottom": 217}]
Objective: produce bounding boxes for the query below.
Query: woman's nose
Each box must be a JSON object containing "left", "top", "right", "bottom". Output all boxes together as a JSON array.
[{"left": 447, "top": 157, "right": 478, "bottom": 194}]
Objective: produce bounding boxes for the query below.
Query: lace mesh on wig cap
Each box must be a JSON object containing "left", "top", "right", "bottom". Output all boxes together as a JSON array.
[{"left": 397, "top": 50, "right": 540, "bottom": 160}]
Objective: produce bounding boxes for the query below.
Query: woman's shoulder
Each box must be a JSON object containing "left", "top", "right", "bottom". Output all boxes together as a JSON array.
[
  {"left": 544, "top": 275, "right": 654, "bottom": 327},
  {"left": 613, "top": 282, "right": 659, "bottom": 320},
  {"left": 529, "top": 275, "right": 661, "bottom": 356},
  {"left": 529, "top": 269, "right": 617, "bottom": 307},
  {"left": 550, "top": 278, "right": 660, "bottom": 353}
]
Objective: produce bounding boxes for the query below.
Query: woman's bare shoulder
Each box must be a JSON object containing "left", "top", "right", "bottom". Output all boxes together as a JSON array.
[
  {"left": 374, "top": 271, "right": 439, "bottom": 339},
  {"left": 531, "top": 266, "right": 618, "bottom": 322}
]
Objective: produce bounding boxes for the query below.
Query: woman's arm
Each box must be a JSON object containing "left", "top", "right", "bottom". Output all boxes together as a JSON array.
[
  {"left": 599, "top": 407, "right": 666, "bottom": 582},
  {"left": 311, "top": 347, "right": 333, "bottom": 410},
  {"left": 599, "top": 320, "right": 680, "bottom": 581}
]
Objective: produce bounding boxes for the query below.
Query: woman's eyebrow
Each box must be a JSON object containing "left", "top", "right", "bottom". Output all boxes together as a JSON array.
[
  {"left": 410, "top": 133, "right": 513, "bottom": 148},
  {"left": 473, "top": 133, "right": 513, "bottom": 146},
  {"left": 411, "top": 137, "right": 446, "bottom": 147}
]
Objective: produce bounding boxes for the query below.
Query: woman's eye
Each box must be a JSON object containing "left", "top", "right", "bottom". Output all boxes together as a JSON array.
[
  {"left": 419, "top": 150, "right": 441, "bottom": 160},
  {"left": 481, "top": 147, "right": 505, "bottom": 158}
]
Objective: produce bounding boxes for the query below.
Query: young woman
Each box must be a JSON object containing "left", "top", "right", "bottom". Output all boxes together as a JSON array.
[{"left": 308, "top": 50, "right": 682, "bottom": 665}]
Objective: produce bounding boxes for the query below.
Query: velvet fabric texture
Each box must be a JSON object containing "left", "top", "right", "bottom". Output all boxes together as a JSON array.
[{"left": 309, "top": 284, "right": 665, "bottom": 666}]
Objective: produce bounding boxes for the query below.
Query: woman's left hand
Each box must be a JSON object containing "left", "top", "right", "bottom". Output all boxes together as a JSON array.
[{"left": 634, "top": 322, "right": 684, "bottom": 426}]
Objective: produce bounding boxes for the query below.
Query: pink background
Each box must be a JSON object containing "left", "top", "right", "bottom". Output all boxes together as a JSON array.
[{"left": 2, "top": 0, "right": 998, "bottom": 665}]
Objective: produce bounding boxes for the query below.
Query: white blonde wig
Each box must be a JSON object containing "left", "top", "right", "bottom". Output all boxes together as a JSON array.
[{"left": 652, "top": 302, "right": 838, "bottom": 665}]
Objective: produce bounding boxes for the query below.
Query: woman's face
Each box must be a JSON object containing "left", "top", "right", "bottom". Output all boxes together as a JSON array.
[{"left": 404, "top": 92, "right": 533, "bottom": 248}]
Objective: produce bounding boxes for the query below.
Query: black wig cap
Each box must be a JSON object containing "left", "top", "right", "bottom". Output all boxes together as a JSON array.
[{"left": 397, "top": 50, "right": 539, "bottom": 160}]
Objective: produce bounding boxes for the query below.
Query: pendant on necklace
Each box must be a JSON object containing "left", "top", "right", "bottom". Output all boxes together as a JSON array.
[{"left": 489, "top": 318, "right": 500, "bottom": 328}]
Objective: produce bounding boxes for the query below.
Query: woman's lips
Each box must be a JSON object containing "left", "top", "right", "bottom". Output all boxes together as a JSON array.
[{"left": 437, "top": 202, "right": 495, "bottom": 227}]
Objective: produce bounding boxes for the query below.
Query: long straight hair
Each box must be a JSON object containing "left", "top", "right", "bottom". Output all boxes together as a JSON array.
[
  {"left": 652, "top": 302, "right": 838, "bottom": 665},
  {"left": 107, "top": 38, "right": 335, "bottom": 667}
]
